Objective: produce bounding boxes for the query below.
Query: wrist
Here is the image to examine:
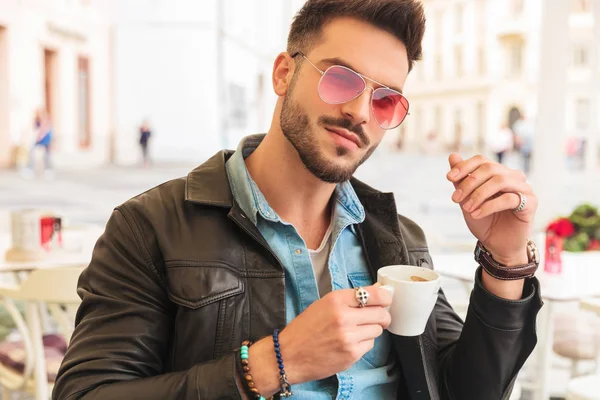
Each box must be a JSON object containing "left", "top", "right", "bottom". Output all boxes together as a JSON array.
[
  {"left": 246, "top": 337, "right": 280, "bottom": 398},
  {"left": 488, "top": 250, "right": 529, "bottom": 267}
]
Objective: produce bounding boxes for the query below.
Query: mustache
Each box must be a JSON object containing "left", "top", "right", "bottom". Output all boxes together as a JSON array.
[{"left": 318, "top": 116, "right": 370, "bottom": 147}]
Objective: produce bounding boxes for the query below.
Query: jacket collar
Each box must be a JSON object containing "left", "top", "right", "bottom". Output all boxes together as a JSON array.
[
  {"left": 185, "top": 149, "right": 395, "bottom": 212},
  {"left": 185, "top": 150, "right": 235, "bottom": 208}
]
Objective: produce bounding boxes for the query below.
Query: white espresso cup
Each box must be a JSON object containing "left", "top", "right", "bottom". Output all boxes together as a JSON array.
[{"left": 377, "top": 265, "right": 441, "bottom": 336}]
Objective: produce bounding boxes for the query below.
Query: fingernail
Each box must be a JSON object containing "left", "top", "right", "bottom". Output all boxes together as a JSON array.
[
  {"left": 448, "top": 169, "right": 459, "bottom": 179},
  {"left": 471, "top": 209, "right": 482, "bottom": 218},
  {"left": 452, "top": 189, "right": 463, "bottom": 202},
  {"left": 463, "top": 199, "right": 473, "bottom": 212}
]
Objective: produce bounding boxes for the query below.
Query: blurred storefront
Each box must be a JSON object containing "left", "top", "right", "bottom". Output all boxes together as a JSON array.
[
  {"left": 403, "top": 0, "right": 599, "bottom": 174},
  {"left": 0, "top": 0, "right": 113, "bottom": 169}
]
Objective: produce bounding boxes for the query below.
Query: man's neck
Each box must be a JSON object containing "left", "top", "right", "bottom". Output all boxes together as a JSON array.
[{"left": 244, "top": 132, "right": 336, "bottom": 249}]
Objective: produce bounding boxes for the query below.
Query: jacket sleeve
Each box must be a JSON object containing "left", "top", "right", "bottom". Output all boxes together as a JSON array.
[
  {"left": 436, "top": 266, "right": 542, "bottom": 400},
  {"left": 52, "top": 208, "right": 243, "bottom": 400}
]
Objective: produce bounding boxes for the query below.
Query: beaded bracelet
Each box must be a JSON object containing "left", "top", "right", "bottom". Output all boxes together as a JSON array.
[
  {"left": 273, "top": 329, "right": 293, "bottom": 397},
  {"left": 239, "top": 340, "right": 267, "bottom": 400}
]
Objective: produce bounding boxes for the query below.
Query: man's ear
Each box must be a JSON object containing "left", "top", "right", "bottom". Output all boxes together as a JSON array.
[{"left": 272, "top": 52, "right": 296, "bottom": 96}]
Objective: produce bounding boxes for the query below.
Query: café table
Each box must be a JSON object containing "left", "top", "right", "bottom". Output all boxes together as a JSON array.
[{"left": 431, "top": 251, "right": 600, "bottom": 400}]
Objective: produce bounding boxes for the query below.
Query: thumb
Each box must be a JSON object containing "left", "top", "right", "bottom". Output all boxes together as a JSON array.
[
  {"left": 448, "top": 153, "right": 463, "bottom": 169},
  {"left": 447, "top": 153, "right": 464, "bottom": 189}
]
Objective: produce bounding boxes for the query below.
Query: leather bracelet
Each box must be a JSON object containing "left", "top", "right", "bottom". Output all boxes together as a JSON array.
[
  {"left": 239, "top": 340, "right": 267, "bottom": 400},
  {"left": 474, "top": 240, "right": 538, "bottom": 280}
]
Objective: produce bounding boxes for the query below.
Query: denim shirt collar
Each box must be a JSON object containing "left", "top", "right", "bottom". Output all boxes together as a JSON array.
[{"left": 225, "top": 134, "right": 365, "bottom": 227}]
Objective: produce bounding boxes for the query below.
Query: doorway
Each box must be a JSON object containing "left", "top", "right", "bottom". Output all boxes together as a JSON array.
[
  {"left": 77, "top": 56, "right": 91, "bottom": 148},
  {"left": 44, "top": 49, "right": 57, "bottom": 127}
]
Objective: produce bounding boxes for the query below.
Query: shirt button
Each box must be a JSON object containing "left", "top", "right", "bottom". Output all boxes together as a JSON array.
[{"left": 294, "top": 249, "right": 302, "bottom": 255}]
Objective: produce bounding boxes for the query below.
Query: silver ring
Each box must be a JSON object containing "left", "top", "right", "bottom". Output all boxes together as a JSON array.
[
  {"left": 513, "top": 192, "right": 526, "bottom": 212},
  {"left": 355, "top": 287, "right": 369, "bottom": 308}
]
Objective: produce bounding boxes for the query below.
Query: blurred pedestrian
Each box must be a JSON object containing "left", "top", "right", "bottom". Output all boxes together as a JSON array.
[
  {"left": 139, "top": 120, "right": 152, "bottom": 167},
  {"left": 22, "top": 108, "right": 53, "bottom": 179},
  {"left": 513, "top": 115, "right": 535, "bottom": 174},
  {"left": 488, "top": 123, "right": 514, "bottom": 164}
]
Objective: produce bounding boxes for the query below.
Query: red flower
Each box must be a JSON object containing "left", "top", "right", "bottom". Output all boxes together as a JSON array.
[
  {"left": 547, "top": 218, "right": 576, "bottom": 238},
  {"left": 587, "top": 239, "right": 600, "bottom": 251}
]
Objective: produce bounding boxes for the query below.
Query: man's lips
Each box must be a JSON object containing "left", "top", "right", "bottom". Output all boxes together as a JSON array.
[{"left": 325, "top": 127, "right": 361, "bottom": 148}]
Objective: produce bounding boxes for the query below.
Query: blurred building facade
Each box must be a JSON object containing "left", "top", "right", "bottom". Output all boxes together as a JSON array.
[
  {"left": 111, "top": 0, "right": 306, "bottom": 165},
  {"left": 0, "top": 0, "right": 306, "bottom": 169},
  {"left": 403, "top": 0, "right": 599, "bottom": 171},
  {"left": 0, "top": 0, "right": 113, "bottom": 169}
]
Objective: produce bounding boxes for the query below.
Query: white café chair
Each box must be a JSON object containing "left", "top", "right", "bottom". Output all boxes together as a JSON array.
[
  {"left": 0, "top": 267, "right": 83, "bottom": 400},
  {"left": 566, "top": 297, "right": 600, "bottom": 400}
]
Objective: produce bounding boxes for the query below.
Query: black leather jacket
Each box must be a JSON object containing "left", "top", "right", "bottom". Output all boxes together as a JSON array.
[{"left": 53, "top": 150, "right": 543, "bottom": 400}]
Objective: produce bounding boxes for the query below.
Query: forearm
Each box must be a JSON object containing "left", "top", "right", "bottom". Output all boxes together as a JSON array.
[
  {"left": 67, "top": 353, "right": 242, "bottom": 400},
  {"left": 440, "top": 270, "right": 541, "bottom": 399}
]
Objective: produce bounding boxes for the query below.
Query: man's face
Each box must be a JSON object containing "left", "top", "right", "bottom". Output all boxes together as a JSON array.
[{"left": 280, "top": 17, "right": 410, "bottom": 183}]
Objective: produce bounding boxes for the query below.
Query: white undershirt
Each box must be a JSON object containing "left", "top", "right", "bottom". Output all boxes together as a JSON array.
[{"left": 308, "top": 220, "right": 334, "bottom": 298}]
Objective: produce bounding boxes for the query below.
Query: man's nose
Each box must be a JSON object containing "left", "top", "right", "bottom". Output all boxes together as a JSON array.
[{"left": 340, "top": 88, "right": 372, "bottom": 126}]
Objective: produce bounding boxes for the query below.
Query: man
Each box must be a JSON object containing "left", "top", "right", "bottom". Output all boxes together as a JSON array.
[{"left": 54, "top": 1, "right": 542, "bottom": 399}]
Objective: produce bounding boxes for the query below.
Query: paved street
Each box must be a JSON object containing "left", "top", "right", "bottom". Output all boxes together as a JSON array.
[
  {"left": 2, "top": 149, "right": 596, "bottom": 240},
  {"left": 0, "top": 150, "right": 473, "bottom": 240}
]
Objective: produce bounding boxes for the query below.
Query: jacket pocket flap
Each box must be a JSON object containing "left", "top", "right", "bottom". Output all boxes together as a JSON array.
[{"left": 166, "top": 265, "right": 244, "bottom": 309}]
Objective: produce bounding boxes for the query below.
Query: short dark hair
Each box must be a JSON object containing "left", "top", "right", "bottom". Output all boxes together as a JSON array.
[{"left": 287, "top": 0, "right": 426, "bottom": 72}]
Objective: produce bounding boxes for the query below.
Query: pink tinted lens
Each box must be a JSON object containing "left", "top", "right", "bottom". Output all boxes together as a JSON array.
[
  {"left": 318, "top": 66, "right": 366, "bottom": 104},
  {"left": 371, "top": 88, "right": 409, "bottom": 129}
]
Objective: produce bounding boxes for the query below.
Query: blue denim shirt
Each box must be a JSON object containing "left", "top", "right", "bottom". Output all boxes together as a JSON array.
[{"left": 225, "top": 135, "right": 398, "bottom": 400}]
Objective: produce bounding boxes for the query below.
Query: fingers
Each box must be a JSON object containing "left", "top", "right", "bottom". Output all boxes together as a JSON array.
[
  {"left": 355, "top": 339, "right": 376, "bottom": 358},
  {"left": 446, "top": 154, "right": 536, "bottom": 217},
  {"left": 351, "top": 306, "right": 392, "bottom": 329},
  {"left": 337, "top": 285, "right": 393, "bottom": 308},
  {"left": 353, "top": 324, "right": 384, "bottom": 342},
  {"left": 470, "top": 192, "right": 538, "bottom": 220},
  {"left": 454, "top": 173, "right": 532, "bottom": 214},
  {"left": 447, "top": 154, "right": 489, "bottom": 188}
]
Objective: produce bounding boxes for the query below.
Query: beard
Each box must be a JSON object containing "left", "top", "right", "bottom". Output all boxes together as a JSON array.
[{"left": 279, "top": 89, "right": 379, "bottom": 184}]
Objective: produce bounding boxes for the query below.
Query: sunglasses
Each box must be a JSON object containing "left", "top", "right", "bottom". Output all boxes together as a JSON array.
[{"left": 292, "top": 52, "right": 410, "bottom": 130}]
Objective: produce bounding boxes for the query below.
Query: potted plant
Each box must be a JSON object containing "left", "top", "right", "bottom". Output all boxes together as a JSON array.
[
  {"left": 545, "top": 204, "right": 600, "bottom": 274},
  {"left": 547, "top": 204, "right": 600, "bottom": 252}
]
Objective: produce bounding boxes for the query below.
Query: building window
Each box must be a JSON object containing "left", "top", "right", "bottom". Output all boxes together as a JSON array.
[
  {"left": 435, "top": 53, "right": 443, "bottom": 80},
  {"left": 573, "top": 45, "right": 589, "bottom": 67},
  {"left": 476, "top": 101, "right": 486, "bottom": 151},
  {"left": 508, "top": 41, "right": 523, "bottom": 77},
  {"left": 572, "top": 0, "right": 591, "bottom": 13},
  {"left": 455, "top": 45, "right": 463, "bottom": 77},
  {"left": 434, "top": 105, "right": 443, "bottom": 135},
  {"left": 511, "top": 0, "right": 524, "bottom": 15},
  {"left": 414, "top": 106, "right": 422, "bottom": 137},
  {"left": 78, "top": 57, "right": 91, "bottom": 148},
  {"left": 414, "top": 60, "right": 424, "bottom": 81},
  {"left": 434, "top": 10, "right": 444, "bottom": 43},
  {"left": 453, "top": 109, "right": 463, "bottom": 151},
  {"left": 455, "top": 4, "right": 464, "bottom": 34},
  {"left": 478, "top": 45, "right": 486, "bottom": 76},
  {"left": 575, "top": 98, "right": 590, "bottom": 130}
]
